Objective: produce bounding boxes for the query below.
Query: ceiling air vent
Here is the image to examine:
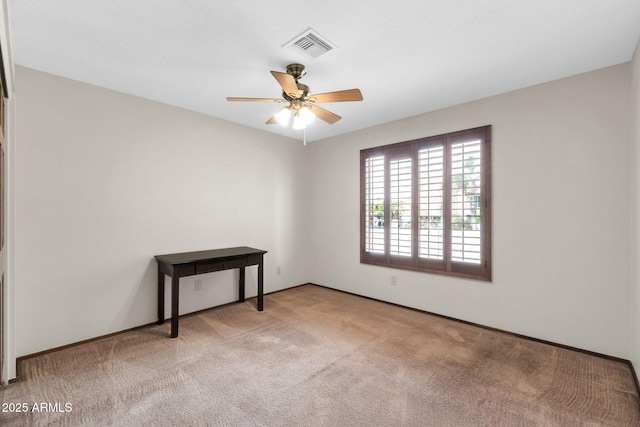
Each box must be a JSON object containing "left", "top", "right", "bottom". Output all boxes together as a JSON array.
[{"left": 283, "top": 28, "right": 337, "bottom": 60}]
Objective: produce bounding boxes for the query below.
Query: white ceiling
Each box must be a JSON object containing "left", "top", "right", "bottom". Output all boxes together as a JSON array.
[{"left": 10, "top": 1, "right": 640, "bottom": 142}]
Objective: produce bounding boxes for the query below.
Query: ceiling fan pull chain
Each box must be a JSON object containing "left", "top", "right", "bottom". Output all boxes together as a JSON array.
[{"left": 303, "top": 128, "right": 307, "bottom": 146}]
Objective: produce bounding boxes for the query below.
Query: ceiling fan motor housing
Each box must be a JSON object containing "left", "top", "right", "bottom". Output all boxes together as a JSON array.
[
  {"left": 286, "top": 63, "right": 306, "bottom": 81},
  {"left": 282, "top": 64, "right": 309, "bottom": 101},
  {"left": 283, "top": 83, "right": 309, "bottom": 101}
]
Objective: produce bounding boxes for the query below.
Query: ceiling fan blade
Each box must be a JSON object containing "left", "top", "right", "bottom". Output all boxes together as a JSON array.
[
  {"left": 265, "top": 115, "right": 279, "bottom": 125},
  {"left": 226, "top": 97, "right": 284, "bottom": 102},
  {"left": 307, "top": 89, "right": 363, "bottom": 103},
  {"left": 271, "top": 71, "right": 300, "bottom": 98},
  {"left": 310, "top": 105, "right": 341, "bottom": 124}
]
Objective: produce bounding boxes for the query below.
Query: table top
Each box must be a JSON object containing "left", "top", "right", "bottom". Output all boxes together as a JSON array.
[{"left": 154, "top": 246, "right": 267, "bottom": 265}]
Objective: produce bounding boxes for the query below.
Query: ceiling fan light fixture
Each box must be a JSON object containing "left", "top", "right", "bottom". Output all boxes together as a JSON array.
[
  {"left": 275, "top": 106, "right": 292, "bottom": 125},
  {"left": 292, "top": 110, "right": 307, "bottom": 130},
  {"left": 299, "top": 106, "right": 315, "bottom": 125}
]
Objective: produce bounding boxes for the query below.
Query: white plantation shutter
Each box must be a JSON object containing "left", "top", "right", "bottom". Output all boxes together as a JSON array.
[
  {"left": 451, "top": 139, "right": 482, "bottom": 264},
  {"left": 364, "top": 155, "right": 385, "bottom": 255},
  {"left": 361, "top": 126, "right": 491, "bottom": 281},
  {"left": 418, "top": 144, "right": 445, "bottom": 264},
  {"left": 389, "top": 157, "right": 412, "bottom": 257}
]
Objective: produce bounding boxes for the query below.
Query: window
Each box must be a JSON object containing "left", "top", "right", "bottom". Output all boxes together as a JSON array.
[{"left": 360, "top": 126, "right": 491, "bottom": 281}]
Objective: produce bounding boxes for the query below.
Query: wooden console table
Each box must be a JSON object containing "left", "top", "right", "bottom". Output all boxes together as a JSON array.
[{"left": 155, "top": 246, "right": 267, "bottom": 338}]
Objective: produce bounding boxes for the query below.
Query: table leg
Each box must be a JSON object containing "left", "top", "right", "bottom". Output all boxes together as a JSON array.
[
  {"left": 258, "top": 255, "right": 264, "bottom": 311},
  {"left": 239, "top": 267, "right": 245, "bottom": 302},
  {"left": 171, "top": 274, "right": 179, "bottom": 338},
  {"left": 157, "top": 264, "right": 165, "bottom": 325}
]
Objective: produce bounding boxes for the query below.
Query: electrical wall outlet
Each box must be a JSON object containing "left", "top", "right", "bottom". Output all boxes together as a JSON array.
[
  {"left": 390, "top": 275, "right": 398, "bottom": 286},
  {"left": 276, "top": 267, "right": 281, "bottom": 275},
  {"left": 194, "top": 279, "right": 202, "bottom": 291}
]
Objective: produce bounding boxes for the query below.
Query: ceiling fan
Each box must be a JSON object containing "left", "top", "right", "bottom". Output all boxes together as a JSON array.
[{"left": 226, "top": 63, "right": 363, "bottom": 130}]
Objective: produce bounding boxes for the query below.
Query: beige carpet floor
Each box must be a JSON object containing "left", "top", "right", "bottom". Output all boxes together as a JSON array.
[{"left": 1, "top": 284, "right": 639, "bottom": 426}]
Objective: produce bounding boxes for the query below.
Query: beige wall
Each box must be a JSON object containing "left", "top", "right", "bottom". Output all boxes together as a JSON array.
[
  {"left": 14, "top": 66, "right": 310, "bottom": 356},
  {"left": 1, "top": 0, "right": 15, "bottom": 384},
  {"left": 632, "top": 38, "right": 640, "bottom": 370},
  {"left": 12, "top": 60, "right": 637, "bottom": 363},
  {"left": 307, "top": 63, "right": 633, "bottom": 358}
]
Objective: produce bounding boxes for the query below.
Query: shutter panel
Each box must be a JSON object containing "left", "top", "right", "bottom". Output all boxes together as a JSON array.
[
  {"left": 450, "top": 139, "right": 482, "bottom": 264},
  {"left": 364, "top": 155, "right": 385, "bottom": 256},
  {"left": 389, "top": 156, "right": 412, "bottom": 259},
  {"left": 417, "top": 143, "right": 445, "bottom": 268}
]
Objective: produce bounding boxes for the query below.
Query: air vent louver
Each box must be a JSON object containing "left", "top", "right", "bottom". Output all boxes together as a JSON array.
[{"left": 284, "top": 28, "right": 337, "bottom": 60}]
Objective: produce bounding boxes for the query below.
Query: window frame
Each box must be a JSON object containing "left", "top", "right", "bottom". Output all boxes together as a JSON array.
[{"left": 360, "top": 125, "right": 492, "bottom": 281}]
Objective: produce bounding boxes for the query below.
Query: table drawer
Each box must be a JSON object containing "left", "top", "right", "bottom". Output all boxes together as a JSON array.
[
  {"left": 175, "top": 264, "right": 196, "bottom": 276},
  {"left": 196, "top": 257, "right": 249, "bottom": 274}
]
